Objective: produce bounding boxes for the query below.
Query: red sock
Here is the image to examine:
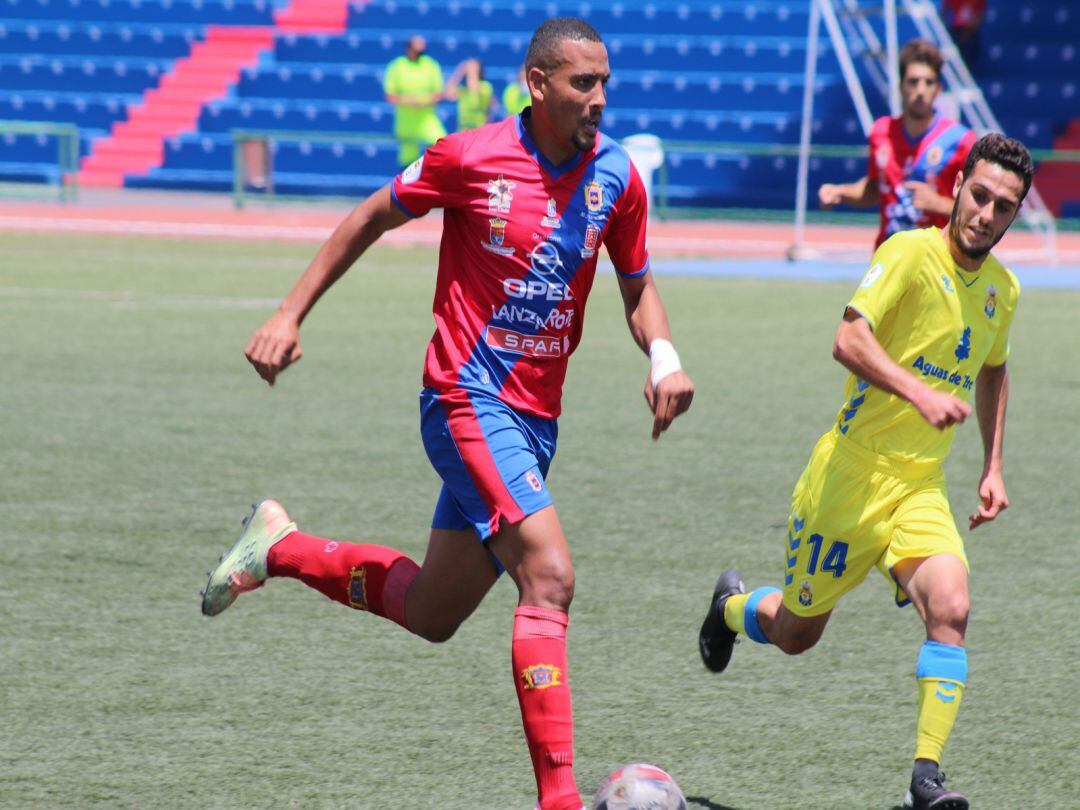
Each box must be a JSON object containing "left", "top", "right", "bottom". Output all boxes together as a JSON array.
[
  {"left": 267, "top": 531, "right": 419, "bottom": 630},
  {"left": 512, "top": 606, "right": 580, "bottom": 810}
]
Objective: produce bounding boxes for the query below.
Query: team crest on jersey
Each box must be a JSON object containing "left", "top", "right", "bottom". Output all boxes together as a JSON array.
[
  {"left": 483, "top": 217, "right": 515, "bottom": 256},
  {"left": 798, "top": 579, "right": 813, "bottom": 608},
  {"left": 520, "top": 664, "right": 562, "bottom": 690},
  {"left": 348, "top": 566, "right": 368, "bottom": 610},
  {"left": 541, "top": 197, "right": 562, "bottom": 228},
  {"left": 926, "top": 145, "right": 944, "bottom": 167},
  {"left": 984, "top": 284, "right": 998, "bottom": 319},
  {"left": 401, "top": 156, "right": 423, "bottom": 184},
  {"left": 488, "top": 174, "right": 516, "bottom": 213},
  {"left": 525, "top": 470, "right": 543, "bottom": 493},
  {"left": 585, "top": 180, "right": 603, "bottom": 213},
  {"left": 580, "top": 223, "right": 601, "bottom": 258}
]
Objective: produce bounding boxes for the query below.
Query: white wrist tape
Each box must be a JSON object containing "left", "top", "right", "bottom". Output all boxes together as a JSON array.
[{"left": 649, "top": 338, "right": 682, "bottom": 389}]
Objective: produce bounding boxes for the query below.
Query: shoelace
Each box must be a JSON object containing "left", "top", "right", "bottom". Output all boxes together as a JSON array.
[{"left": 916, "top": 771, "right": 949, "bottom": 792}]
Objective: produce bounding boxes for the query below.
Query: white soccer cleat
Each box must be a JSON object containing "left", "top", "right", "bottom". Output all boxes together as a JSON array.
[{"left": 201, "top": 499, "right": 296, "bottom": 617}]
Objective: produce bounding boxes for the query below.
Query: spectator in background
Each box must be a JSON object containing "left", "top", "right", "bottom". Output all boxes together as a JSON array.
[
  {"left": 818, "top": 39, "right": 976, "bottom": 249},
  {"left": 444, "top": 58, "right": 494, "bottom": 131},
  {"left": 502, "top": 66, "right": 530, "bottom": 117},
  {"left": 383, "top": 35, "right": 447, "bottom": 167},
  {"left": 942, "top": 0, "right": 985, "bottom": 73}
]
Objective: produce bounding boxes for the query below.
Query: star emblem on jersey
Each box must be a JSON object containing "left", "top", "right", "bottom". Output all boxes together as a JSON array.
[
  {"left": 487, "top": 174, "right": 516, "bottom": 213},
  {"left": 984, "top": 284, "right": 997, "bottom": 319}
]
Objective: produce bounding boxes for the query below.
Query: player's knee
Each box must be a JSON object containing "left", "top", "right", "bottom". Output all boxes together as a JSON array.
[
  {"left": 519, "top": 565, "right": 575, "bottom": 612},
  {"left": 926, "top": 590, "right": 969, "bottom": 637},
  {"left": 411, "top": 615, "right": 464, "bottom": 644}
]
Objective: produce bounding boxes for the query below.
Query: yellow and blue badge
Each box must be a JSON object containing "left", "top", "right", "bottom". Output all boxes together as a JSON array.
[
  {"left": 348, "top": 566, "right": 368, "bottom": 610},
  {"left": 585, "top": 180, "right": 603, "bottom": 213},
  {"left": 798, "top": 578, "right": 813, "bottom": 608},
  {"left": 520, "top": 663, "right": 562, "bottom": 690}
]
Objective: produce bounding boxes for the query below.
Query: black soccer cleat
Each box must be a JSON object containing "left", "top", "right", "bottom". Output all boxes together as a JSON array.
[
  {"left": 902, "top": 769, "right": 969, "bottom": 810},
  {"left": 698, "top": 569, "right": 745, "bottom": 673}
]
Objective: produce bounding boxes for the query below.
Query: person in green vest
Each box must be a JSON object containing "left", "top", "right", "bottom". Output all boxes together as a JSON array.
[
  {"left": 501, "top": 65, "right": 530, "bottom": 117},
  {"left": 444, "top": 58, "right": 494, "bottom": 131},
  {"left": 383, "top": 35, "right": 447, "bottom": 167}
]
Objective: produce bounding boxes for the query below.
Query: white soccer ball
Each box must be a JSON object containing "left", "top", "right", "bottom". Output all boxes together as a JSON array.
[{"left": 591, "top": 762, "right": 687, "bottom": 810}]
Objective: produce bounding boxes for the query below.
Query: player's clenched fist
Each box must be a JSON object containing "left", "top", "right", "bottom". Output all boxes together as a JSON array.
[
  {"left": 913, "top": 386, "right": 972, "bottom": 430},
  {"left": 245, "top": 309, "right": 303, "bottom": 386}
]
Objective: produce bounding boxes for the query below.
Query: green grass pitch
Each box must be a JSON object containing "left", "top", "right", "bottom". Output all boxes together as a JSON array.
[{"left": 1, "top": 232, "right": 1077, "bottom": 808}]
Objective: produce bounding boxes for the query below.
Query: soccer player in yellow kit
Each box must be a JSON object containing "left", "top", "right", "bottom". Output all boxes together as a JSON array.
[{"left": 699, "top": 134, "right": 1033, "bottom": 810}]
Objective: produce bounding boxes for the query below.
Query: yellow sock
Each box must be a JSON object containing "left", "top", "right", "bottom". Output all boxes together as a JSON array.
[
  {"left": 914, "top": 641, "right": 968, "bottom": 763},
  {"left": 723, "top": 593, "right": 750, "bottom": 634}
]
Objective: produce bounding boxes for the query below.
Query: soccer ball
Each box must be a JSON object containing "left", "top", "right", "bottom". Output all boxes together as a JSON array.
[{"left": 590, "top": 763, "right": 687, "bottom": 810}]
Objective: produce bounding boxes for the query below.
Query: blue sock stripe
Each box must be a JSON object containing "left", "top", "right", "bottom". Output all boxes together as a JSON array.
[
  {"left": 916, "top": 640, "right": 968, "bottom": 683},
  {"left": 744, "top": 586, "right": 780, "bottom": 645}
]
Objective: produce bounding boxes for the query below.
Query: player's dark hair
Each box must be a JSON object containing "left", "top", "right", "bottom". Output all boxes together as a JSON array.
[
  {"left": 899, "top": 39, "right": 943, "bottom": 81},
  {"left": 961, "top": 133, "right": 1034, "bottom": 200},
  {"left": 525, "top": 17, "right": 603, "bottom": 73}
]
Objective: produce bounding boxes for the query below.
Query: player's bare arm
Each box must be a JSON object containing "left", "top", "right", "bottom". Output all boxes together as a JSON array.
[
  {"left": 818, "top": 175, "right": 881, "bottom": 210},
  {"left": 616, "top": 270, "right": 695, "bottom": 439},
  {"left": 969, "top": 362, "right": 1010, "bottom": 529},
  {"left": 245, "top": 184, "right": 411, "bottom": 386},
  {"left": 833, "top": 309, "right": 972, "bottom": 429}
]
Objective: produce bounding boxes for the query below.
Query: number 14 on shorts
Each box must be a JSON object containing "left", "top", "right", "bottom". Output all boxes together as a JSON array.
[{"left": 805, "top": 533, "right": 848, "bottom": 578}]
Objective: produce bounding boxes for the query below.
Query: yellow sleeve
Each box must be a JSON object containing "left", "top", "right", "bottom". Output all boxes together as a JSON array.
[
  {"left": 985, "top": 271, "right": 1020, "bottom": 366},
  {"left": 846, "top": 231, "right": 922, "bottom": 330},
  {"left": 383, "top": 59, "right": 400, "bottom": 96}
]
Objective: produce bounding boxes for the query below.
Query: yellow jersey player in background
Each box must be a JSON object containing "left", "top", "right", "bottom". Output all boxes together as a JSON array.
[{"left": 698, "top": 133, "right": 1033, "bottom": 810}]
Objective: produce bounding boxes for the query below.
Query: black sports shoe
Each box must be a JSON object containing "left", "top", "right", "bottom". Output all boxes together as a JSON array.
[
  {"left": 698, "top": 569, "right": 745, "bottom": 672},
  {"left": 903, "top": 769, "right": 969, "bottom": 810}
]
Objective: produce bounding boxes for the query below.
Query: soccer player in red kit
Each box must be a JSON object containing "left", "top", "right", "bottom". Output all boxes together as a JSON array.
[
  {"left": 819, "top": 39, "right": 977, "bottom": 248},
  {"left": 200, "top": 17, "right": 694, "bottom": 810}
]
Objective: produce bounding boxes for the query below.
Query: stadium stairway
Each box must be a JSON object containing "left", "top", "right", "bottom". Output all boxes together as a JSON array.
[{"left": 77, "top": 0, "right": 354, "bottom": 186}]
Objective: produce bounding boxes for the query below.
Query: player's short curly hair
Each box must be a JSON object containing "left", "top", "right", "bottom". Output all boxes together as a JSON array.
[
  {"left": 525, "top": 17, "right": 604, "bottom": 73},
  {"left": 962, "top": 133, "right": 1034, "bottom": 200},
  {"left": 899, "top": 39, "right": 943, "bottom": 81}
]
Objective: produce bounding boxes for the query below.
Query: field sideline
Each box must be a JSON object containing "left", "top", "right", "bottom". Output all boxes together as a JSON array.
[{"left": 1, "top": 232, "right": 1077, "bottom": 808}]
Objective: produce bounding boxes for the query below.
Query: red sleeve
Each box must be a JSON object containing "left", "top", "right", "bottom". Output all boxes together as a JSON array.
[
  {"left": 939, "top": 129, "right": 977, "bottom": 197},
  {"left": 390, "top": 134, "right": 465, "bottom": 218},
  {"left": 866, "top": 117, "right": 888, "bottom": 181},
  {"left": 603, "top": 160, "right": 650, "bottom": 277}
]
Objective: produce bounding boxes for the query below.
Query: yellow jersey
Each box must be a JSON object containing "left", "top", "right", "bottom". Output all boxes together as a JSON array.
[{"left": 837, "top": 227, "right": 1019, "bottom": 465}]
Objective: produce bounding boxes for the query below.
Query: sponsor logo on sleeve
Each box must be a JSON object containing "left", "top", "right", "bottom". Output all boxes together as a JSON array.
[
  {"left": 401, "top": 156, "right": 423, "bottom": 184},
  {"left": 860, "top": 262, "right": 884, "bottom": 288}
]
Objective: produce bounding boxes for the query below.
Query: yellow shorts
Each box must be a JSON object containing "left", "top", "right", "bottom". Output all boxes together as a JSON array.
[{"left": 782, "top": 429, "right": 968, "bottom": 617}]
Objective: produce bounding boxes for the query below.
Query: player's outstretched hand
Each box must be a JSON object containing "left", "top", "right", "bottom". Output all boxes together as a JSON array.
[
  {"left": 644, "top": 370, "right": 694, "bottom": 441},
  {"left": 969, "top": 469, "right": 1008, "bottom": 530},
  {"left": 913, "top": 387, "right": 972, "bottom": 430},
  {"left": 818, "top": 183, "right": 841, "bottom": 210},
  {"left": 245, "top": 310, "right": 303, "bottom": 386}
]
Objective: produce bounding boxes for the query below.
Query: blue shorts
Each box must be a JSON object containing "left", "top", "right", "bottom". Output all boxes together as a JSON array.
[{"left": 419, "top": 387, "right": 557, "bottom": 570}]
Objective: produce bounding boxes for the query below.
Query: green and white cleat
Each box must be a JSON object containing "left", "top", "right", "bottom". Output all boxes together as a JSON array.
[{"left": 201, "top": 499, "right": 296, "bottom": 617}]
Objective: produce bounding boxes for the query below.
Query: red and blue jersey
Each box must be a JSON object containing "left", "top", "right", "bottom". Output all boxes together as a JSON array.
[
  {"left": 391, "top": 110, "right": 650, "bottom": 419},
  {"left": 867, "top": 114, "right": 976, "bottom": 248}
]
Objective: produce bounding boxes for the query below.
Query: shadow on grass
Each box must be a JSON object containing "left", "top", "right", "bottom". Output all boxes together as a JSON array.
[{"left": 685, "top": 796, "right": 741, "bottom": 810}]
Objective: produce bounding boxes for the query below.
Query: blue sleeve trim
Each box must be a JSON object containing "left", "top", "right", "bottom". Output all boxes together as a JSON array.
[
  {"left": 615, "top": 256, "right": 650, "bottom": 278},
  {"left": 390, "top": 184, "right": 418, "bottom": 219},
  {"left": 916, "top": 640, "right": 968, "bottom": 683},
  {"left": 744, "top": 586, "right": 781, "bottom": 645}
]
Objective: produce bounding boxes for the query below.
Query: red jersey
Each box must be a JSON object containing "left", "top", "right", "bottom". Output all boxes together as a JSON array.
[
  {"left": 391, "top": 111, "right": 650, "bottom": 419},
  {"left": 867, "top": 114, "right": 976, "bottom": 248}
]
